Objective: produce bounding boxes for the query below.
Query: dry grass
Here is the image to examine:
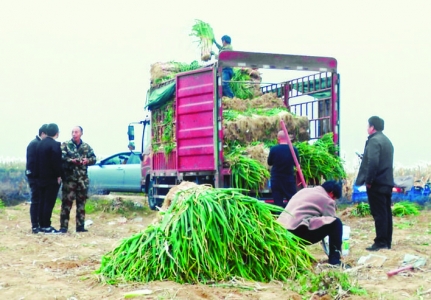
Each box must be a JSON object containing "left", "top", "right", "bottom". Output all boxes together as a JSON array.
[
  {"left": 394, "top": 163, "right": 431, "bottom": 184},
  {"left": 150, "top": 62, "right": 180, "bottom": 82},
  {"left": 222, "top": 93, "right": 284, "bottom": 111},
  {"left": 223, "top": 111, "right": 309, "bottom": 144},
  {"left": 244, "top": 143, "right": 271, "bottom": 169},
  {"left": 160, "top": 181, "right": 198, "bottom": 211}
]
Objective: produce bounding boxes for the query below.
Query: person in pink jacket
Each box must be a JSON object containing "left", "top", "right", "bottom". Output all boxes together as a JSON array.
[{"left": 277, "top": 180, "right": 347, "bottom": 267}]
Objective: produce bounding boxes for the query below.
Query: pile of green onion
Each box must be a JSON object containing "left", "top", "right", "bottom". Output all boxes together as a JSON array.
[{"left": 96, "top": 184, "right": 314, "bottom": 284}]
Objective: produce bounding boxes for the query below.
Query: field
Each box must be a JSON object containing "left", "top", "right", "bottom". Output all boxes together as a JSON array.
[
  {"left": 1, "top": 161, "right": 431, "bottom": 299},
  {"left": 0, "top": 193, "right": 430, "bottom": 300}
]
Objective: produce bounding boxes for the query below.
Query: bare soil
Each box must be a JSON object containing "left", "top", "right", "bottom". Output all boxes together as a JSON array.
[{"left": 0, "top": 195, "right": 430, "bottom": 300}]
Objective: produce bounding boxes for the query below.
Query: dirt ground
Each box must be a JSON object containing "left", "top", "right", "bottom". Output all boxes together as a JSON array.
[{"left": 0, "top": 195, "right": 430, "bottom": 300}]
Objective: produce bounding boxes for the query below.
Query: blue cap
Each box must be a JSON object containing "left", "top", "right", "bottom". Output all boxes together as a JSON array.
[{"left": 221, "top": 35, "right": 231, "bottom": 44}]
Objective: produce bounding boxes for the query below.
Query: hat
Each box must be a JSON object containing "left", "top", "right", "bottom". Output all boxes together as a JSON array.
[{"left": 221, "top": 35, "right": 231, "bottom": 44}]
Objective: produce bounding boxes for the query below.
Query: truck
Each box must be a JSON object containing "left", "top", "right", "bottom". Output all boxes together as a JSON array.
[{"left": 129, "top": 50, "right": 340, "bottom": 210}]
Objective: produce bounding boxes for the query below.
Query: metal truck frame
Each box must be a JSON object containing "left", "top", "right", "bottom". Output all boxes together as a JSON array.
[{"left": 131, "top": 51, "right": 340, "bottom": 210}]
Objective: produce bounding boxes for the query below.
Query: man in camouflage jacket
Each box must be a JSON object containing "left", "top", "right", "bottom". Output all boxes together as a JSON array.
[{"left": 60, "top": 126, "right": 96, "bottom": 233}]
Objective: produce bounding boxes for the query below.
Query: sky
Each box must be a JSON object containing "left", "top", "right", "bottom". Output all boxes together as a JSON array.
[{"left": 1, "top": 0, "right": 430, "bottom": 171}]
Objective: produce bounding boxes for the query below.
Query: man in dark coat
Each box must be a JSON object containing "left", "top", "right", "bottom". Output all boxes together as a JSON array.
[
  {"left": 36, "top": 123, "right": 63, "bottom": 234},
  {"left": 26, "top": 124, "right": 47, "bottom": 233},
  {"left": 267, "top": 130, "right": 299, "bottom": 209},
  {"left": 356, "top": 116, "right": 394, "bottom": 251}
]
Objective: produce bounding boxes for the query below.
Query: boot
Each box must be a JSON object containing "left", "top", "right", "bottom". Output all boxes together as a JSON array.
[{"left": 76, "top": 226, "right": 88, "bottom": 232}]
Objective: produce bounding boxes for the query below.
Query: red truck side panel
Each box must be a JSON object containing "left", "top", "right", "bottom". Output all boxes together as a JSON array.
[
  {"left": 153, "top": 151, "right": 176, "bottom": 170},
  {"left": 176, "top": 68, "right": 216, "bottom": 172}
]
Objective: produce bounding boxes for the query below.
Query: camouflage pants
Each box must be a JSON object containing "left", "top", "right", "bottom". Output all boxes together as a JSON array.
[{"left": 60, "top": 179, "right": 89, "bottom": 229}]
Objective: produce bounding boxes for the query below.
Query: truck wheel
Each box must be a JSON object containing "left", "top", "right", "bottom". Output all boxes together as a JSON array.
[{"left": 148, "top": 181, "right": 157, "bottom": 211}]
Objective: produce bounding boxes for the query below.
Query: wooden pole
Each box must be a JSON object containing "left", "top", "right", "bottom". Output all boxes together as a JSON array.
[{"left": 280, "top": 120, "right": 307, "bottom": 188}]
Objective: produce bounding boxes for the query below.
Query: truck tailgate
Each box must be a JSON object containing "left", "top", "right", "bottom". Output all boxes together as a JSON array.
[{"left": 176, "top": 68, "right": 216, "bottom": 172}]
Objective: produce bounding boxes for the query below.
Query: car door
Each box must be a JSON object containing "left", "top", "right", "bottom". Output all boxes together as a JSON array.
[
  {"left": 89, "top": 153, "right": 127, "bottom": 191},
  {"left": 122, "top": 152, "right": 142, "bottom": 192}
]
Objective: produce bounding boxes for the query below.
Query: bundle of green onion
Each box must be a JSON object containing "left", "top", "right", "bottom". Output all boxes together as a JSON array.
[
  {"left": 392, "top": 201, "right": 421, "bottom": 217},
  {"left": 230, "top": 68, "right": 255, "bottom": 100},
  {"left": 190, "top": 19, "right": 215, "bottom": 62},
  {"left": 351, "top": 202, "right": 371, "bottom": 217},
  {"left": 96, "top": 184, "right": 314, "bottom": 284},
  {"left": 294, "top": 133, "right": 346, "bottom": 183},
  {"left": 225, "top": 147, "right": 270, "bottom": 191}
]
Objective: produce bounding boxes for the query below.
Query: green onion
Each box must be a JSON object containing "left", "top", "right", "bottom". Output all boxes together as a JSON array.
[
  {"left": 351, "top": 203, "right": 371, "bottom": 217},
  {"left": 190, "top": 20, "right": 215, "bottom": 62},
  {"left": 96, "top": 183, "right": 314, "bottom": 284},
  {"left": 294, "top": 133, "right": 346, "bottom": 183},
  {"left": 225, "top": 146, "right": 270, "bottom": 191},
  {"left": 392, "top": 201, "right": 420, "bottom": 217}
]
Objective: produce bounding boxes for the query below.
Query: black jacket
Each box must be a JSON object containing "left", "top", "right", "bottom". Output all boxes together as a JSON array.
[
  {"left": 36, "top": 137, "right": 62, "bottom": 186},
  {"left": 267, "top": 144, "right": 299, "bottom": 181},
  {"left": 355, "top": 131, "right": 394, "bottom": 187},
  {"left": 26, "top": 135, "right": 41, "bottom": 179}
]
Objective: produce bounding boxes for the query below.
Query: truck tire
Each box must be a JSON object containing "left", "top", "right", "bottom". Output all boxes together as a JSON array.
[{"left": 147, "top": 181, "right": 157, "bottom": 211}]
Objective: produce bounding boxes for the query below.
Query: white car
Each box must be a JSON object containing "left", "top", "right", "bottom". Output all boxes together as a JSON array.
[{"left": 88, "top": 151, "right": 142, "bottom": 194}]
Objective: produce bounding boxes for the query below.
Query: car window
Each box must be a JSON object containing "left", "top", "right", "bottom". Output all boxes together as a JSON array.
[
  {"left": 104, "top": 154, "right": 129, "bottom": 165},
  {"left": 127, "top": 153, "right": 141, "bottom": 164}
]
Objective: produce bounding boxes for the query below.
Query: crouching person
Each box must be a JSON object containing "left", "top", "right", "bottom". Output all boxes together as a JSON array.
[{"left": 277, "top": 180, "right": 349, "bottom": 267}]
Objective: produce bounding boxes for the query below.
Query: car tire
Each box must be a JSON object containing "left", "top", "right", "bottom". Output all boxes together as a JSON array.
[
  {"left": 90, "top": 188, "right": 110, "bottom": 195},
  {"left": 100, "top": 190, "right": 110, "bottom": 195},
  {"left": 148, "top": 181, "right": 157, "bottom": 211}
]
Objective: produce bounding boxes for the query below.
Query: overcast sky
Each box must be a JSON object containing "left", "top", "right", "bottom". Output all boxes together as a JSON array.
[{"left": 1, "top": 0, "right": 430, "bottom": 171}]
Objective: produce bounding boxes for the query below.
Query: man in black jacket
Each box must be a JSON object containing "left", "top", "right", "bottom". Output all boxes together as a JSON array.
[
  {"left": 356, "top": 116, "right": 394, "bottom": 251},
  {"left": 36, "top": 123, "right": 63, "bottom": 234},
  {"left": 267, "top": 130, "right": 299, "bottom": 209},
  {"left": 26, "top": 124, "right": 48, "bottom": 233}
]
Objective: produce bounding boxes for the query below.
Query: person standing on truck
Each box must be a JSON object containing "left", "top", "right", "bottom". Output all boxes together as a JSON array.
[
  {"left": 26, "top": 124, "right": 48, "bottom": 233},
  {"left": 36, "top": 123, "right": 63, "bottom": 234},
  {"left": 277, "top": 181, "right": 350, "bottom": 268},
  {"left": 267, "top": 130, "right": 298, "bottom": 209},
  {"left": 211, "top": 35, "right": 234, "bottom": 98},
  {"left": 59, "top": 126, "right": 96, "bottom": 233},
  {"left": 356, "top": 116, "right": 394, "bottom": 251}
]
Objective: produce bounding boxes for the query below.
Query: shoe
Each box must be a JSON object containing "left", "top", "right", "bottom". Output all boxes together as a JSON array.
[
  {"left": 366, "top": 243, "right": 389, "bottom": 251},
  {"left": 76, "top": 227, "right": 88, "bottom": 233},
  {"left": 32, "top": 227, "right": 40, "bottom": 234},
  {"left": 41, "top": 226, "right": 61, "bottom": 234},
  {"left": 59, "top": 228, "right": 68, "bottom": 234}
]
